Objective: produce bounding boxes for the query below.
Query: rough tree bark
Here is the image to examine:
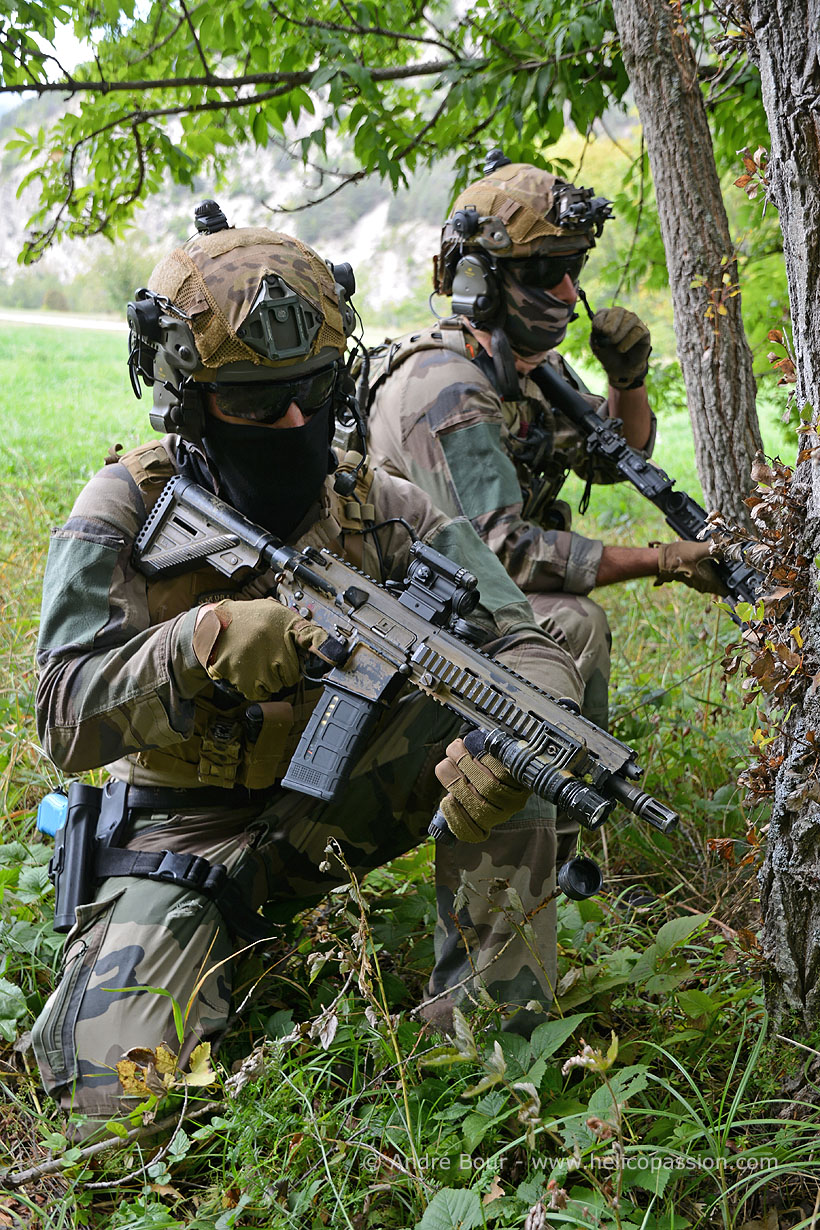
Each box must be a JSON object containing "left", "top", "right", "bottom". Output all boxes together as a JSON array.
[
  {"left": 613, "top": 0, "right": 763, "bottom": 527},
  {"left": 744, "top": 0, "right": 820, "bottom": 1028}
]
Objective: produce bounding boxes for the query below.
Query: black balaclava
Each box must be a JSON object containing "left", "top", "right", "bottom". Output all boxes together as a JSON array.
[{"left": 200, "top": 403, "right": 335, "bottom": 539}]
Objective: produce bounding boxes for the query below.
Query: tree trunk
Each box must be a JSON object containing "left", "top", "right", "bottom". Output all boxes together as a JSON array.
[
  {"left": 612, "top": 0, "right": 763, "bottom": 527},
  {"left": 745, "top": 0, "right": 820, "bottom": 1027}
]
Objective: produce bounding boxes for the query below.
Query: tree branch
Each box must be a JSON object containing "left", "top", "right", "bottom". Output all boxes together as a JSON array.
[
  {"left": 178, "top": 0, "right": 215, "bottom": 81},
  {"left": 0, "top": 56, "right": 460, "bottom": 95},
  {"left": 265, "top": 0, "right": 459, "bottom": 55},
  {"left": 3, "top": 1099, "right": 225, "bottom": 1188}
]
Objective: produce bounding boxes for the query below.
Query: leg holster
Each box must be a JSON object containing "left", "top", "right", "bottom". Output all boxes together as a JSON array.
[{"left": 52, "top": 780, "right": 272, "bottom": 942}]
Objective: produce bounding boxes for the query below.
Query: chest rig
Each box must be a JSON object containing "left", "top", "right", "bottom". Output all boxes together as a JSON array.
[
  {"left": 113, "top": 440, "right": 377, "bottom": 791},
  {"left": 366, "top": 320, "right": 577, "bottom": 530}
]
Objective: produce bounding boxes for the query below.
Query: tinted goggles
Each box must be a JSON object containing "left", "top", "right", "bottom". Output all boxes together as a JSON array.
[
  {"left": 505, "top": 251, "right": 587, "bottom": 290},
  {"left": 207, "top": 365, "right": 338, "bottom": 424}
]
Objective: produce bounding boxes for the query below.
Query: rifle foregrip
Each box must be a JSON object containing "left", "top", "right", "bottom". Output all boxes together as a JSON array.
[{"left": 281, "top": 685, "right": 382, "bottom": 802}]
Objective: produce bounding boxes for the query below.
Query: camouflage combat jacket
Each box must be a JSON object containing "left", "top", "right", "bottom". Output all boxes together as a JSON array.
[
  {"left": 366, "top": 318, "right": 656, "bottom": 597},
  {"left": 36, "top": 435, "right": 580, "bottom": 791}
]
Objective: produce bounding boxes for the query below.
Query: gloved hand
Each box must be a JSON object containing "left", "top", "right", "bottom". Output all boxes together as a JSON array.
[
  {"left": 193, "top": 598, "right": 346, "bottom": 700},
  {"left": 590, "top": 307, "right": 652, "bottom": 389},
  {"left": 655, "top": 541, "right": 729, "bottom": 596},
  {"left": 434, "top": 729, "right": 530, "bottom": 843}
]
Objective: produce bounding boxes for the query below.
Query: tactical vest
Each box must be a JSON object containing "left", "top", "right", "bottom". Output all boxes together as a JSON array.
[
  {"left": 365, "top": 319, "right": 577, "bottom": 528},
  {"left": 111, "top": 438, "right": 376, "bottom": 790}
]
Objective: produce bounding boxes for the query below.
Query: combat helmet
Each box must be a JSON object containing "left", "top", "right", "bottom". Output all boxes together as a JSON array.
[
  {"left": 127, "top": 200, "right": 358, "bottom": 440},
  {"left": 434, "top": 150, "right": 612, "bottom": 319}
]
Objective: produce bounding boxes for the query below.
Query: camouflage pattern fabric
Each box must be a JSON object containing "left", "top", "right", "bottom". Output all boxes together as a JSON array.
[
  {"left": 436, "top": 163, "right": 598, "bottom": 292},
  {"left": 149, "top": 227, "right": 346, "bottom": 376},
  {"left": 366, "top": 319, "right": 654, "bottom": 729},
  {"left": 33, "top": 436, "right": 582, "bottom": 1126}
]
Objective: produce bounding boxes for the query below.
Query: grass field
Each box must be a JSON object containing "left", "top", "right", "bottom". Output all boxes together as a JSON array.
[{"left": 1, "top": 318, "right": 816, "bottom": 1229}]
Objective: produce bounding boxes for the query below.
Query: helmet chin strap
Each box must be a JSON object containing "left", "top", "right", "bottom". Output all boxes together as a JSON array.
[{"left": 489, "top": 327, "right": 522, "bottom": 400}]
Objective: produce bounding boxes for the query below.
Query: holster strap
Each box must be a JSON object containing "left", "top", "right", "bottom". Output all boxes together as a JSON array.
[{"left": 95, "top": 847, "right": 272, "bottom": 942}]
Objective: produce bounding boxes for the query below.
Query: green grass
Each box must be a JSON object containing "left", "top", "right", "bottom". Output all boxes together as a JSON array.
[{"left": 0, "top": 319, "right": 815, "bottom": 1230}]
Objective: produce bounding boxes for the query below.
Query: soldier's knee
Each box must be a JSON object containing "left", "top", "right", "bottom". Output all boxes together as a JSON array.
[
  {"left": 32, "top": 878, "right": 232, "bottom": 1119},
  {"left": 574, "top": 596, "right": 612, "bottom": 656}
]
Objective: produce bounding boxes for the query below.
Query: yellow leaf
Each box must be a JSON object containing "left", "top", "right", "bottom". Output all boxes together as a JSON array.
[
  {"left": 116, "top": 1060, "right": 151, "bottom": 1097},
  {"left": 155, "top": 1044, "right": 178, "bottom": 1077},
  {"left": 186, "top": 1041, "right": 217, "bottom": 1087},
  {"left": 791, "top": 626, "right": 804, "bottom": 648},
  {"left": 606, "top": 1031, "right": 619, "bottom": 1066},
  {"left": 222, "top": 1187, "right": 240, "bottom": 1210}
]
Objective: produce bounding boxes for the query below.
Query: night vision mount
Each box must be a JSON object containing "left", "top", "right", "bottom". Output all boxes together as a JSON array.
[{"left": 554, "top": 184, "right": 613, "bottom": 237}]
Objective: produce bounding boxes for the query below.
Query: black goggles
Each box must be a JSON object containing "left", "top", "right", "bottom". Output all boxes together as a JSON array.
[
  {"left": 505, "top": 251, "right": 588, "bottom": 290},
  {"left": 206, "top": 365, "right": 338, "bottom": 424}
]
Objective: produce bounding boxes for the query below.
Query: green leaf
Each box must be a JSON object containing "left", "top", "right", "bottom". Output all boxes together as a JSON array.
[
  {"left": 16, "top": 863, "right": 52, "bottom": 903},
  {"left": 251, "top": 110, "right": 268, "bottom": 148},
  {"left": 676, "top": 989, "right": 720, "bottom": 1019},
  {"left": 0, "top": 976, "right": 26, "bottom": 1041},
  {"left": 588, "top": 1065, "right": 650, "bottom": 1118},
  {"left": 415, "top": 1188, "right": 484, "bottom": 1230},
  {"left": 462, "top": 1040, "right": 507, "bottom": 1098},
  {"left": 452, "top": 1007, "right": 478, "bottom": 1060},
  {"left": 310, "top": 65, "right": 338, "bottom": 89},
  {"left": 40, "top": 1131, "right": 68, "bottom": 1151},
  {"left": 462, "top": 1111, "right": 495, "bottom": 1152},
  {"left": 528, "top": 1012, "right": 590, "bottom": 1064},
  {"left": 655, "top": 913, "right": 709, "bottom": 957},
  {"left": 621, "top": 1156, "right": 673, "bottom": 1196}
]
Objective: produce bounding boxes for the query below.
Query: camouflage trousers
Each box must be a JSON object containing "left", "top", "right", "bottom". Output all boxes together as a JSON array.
[
  {"left": 32, "top": 693, "right": 557, "bottom": 1125},
  {"left": 528, "top": 591, "right": 611, "bottom": 731}
]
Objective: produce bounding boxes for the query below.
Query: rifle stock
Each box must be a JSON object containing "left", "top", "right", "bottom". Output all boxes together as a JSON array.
[
  {"left": 532, "top": 362, "right": 763, "bottom": 609},
  {"left": 134, "top": 476, "right": 679, "bottom": 839}
]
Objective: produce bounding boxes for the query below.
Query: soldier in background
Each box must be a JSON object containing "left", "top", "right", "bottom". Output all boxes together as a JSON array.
[
  {"left": 31, "top": 211, "right": 585, "bottom": 1133},
  {"left": 366, "top": 155, "right": 726, "bottom": 756}
]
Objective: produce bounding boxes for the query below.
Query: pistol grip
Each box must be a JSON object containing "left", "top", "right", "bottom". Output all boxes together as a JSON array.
[{"left": 281, "top": 685, "right": 382, "bottom": 802}]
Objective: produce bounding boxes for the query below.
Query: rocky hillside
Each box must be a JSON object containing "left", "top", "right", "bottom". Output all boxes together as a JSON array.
[{"left": 0, "top": 96, "right": 452, "bottom": 332}]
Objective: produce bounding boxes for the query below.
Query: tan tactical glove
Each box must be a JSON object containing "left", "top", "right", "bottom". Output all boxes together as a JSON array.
[
  {"left": 434, "top": 731, "right": 530, "bottom": 843},
  {"left": 193, "top": 598, "right": 346, "bottom": 700},
  {"left": 590, "top": 307, "right": 652, "bottom": 389},
  {"left": 655, "top": 541, "right": 728, "bottom": 596}
]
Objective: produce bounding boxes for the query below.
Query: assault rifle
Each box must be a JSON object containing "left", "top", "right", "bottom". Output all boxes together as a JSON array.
[
  {"left": 134, "top": 477, "right": 679, "bottom": 842},
  {"left": 532, "top": 362, "right": 764, "bottom": 609}
]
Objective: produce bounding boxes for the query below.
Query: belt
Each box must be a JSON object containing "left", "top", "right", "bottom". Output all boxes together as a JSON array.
[{"left": 121, "top": 783, "right": 270, "bottom": 811}]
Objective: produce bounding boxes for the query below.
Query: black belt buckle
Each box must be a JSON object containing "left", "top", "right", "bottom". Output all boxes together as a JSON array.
[{"left": 153, "top": 851, "right": 211, "bottom": 889}]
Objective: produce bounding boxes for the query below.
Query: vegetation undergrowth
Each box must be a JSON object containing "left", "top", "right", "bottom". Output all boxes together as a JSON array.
[{"left": 1, "top": 322, "right": 816, "bottom": 1228}]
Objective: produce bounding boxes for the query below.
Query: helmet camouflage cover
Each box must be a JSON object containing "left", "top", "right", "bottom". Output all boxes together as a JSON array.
[
  {"left": 149, "top": 226, "right": 348, "bottom": 380},
  {"left": 435, "top": 162, "right": 606, "bottom": 295}
]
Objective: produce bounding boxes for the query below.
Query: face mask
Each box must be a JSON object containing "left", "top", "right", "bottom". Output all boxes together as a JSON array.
[
  {"left": 202, "top": 403, "right": 334, "bottom": 539},
  {"left": 499, "top": 267, "right": 574, "bottom": 356}
]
